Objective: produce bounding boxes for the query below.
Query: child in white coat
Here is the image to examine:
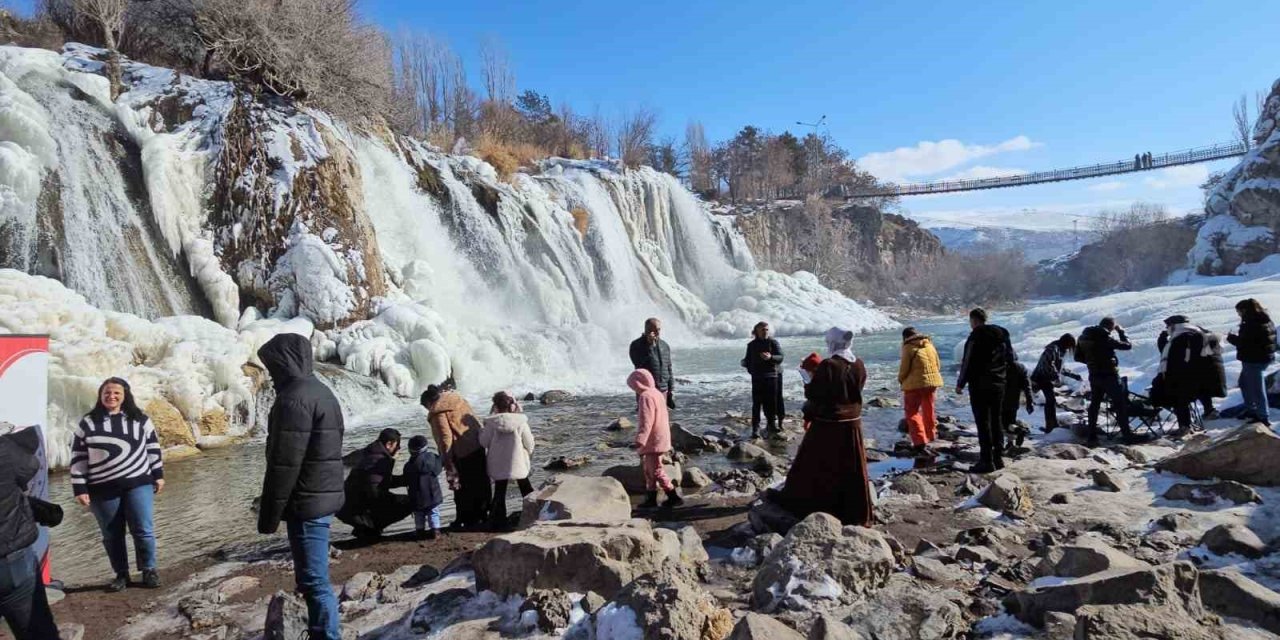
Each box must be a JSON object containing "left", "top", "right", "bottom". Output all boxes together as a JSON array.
[{"left": 480, "top": 391, "right": 535, "bottom": 529}]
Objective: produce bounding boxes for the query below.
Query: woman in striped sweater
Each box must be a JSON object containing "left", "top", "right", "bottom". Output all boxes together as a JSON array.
[{"left": 70, "top": 377, "right": 164, "bottom": 592}]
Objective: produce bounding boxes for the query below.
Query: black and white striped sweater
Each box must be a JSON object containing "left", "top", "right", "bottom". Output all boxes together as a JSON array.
[{"left": 70, "top": 413, "right": 164, "bottom": 497}]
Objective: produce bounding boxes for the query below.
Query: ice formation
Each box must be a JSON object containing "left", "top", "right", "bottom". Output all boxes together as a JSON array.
[{"left": 0, "top": 44, "right": 897, "bottom": 464}]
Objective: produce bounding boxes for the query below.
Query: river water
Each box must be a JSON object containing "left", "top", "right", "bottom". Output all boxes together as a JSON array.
[{"left": 47, "top": 316, "right": 974, "bottom": 586}]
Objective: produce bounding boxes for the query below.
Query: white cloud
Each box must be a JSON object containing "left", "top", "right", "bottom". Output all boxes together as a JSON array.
[
  {"left": 1087, "top": 181, "right": 1128, "bottom": 192},
  {"left": 1144, "top": 164, "right": 1209, "bottom": 190},
  {"left": 907, "top": 198, "right": 1201, "bottom": 232},
  {"left": 940, "top": 165, "right": 1027, "bottom": 181},
  {"left": 857, "top": 135, "right": 1039, "bottom": 182}
]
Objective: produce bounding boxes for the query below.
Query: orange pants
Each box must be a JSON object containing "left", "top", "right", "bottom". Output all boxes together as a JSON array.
[{"left": 904, "top": 387, "right": 938, "bottom": 446}]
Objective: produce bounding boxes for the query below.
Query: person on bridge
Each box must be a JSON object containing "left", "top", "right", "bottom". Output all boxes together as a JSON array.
[
  {"left": 1145, "top": 152, "right": 1153, "bottom": 169},
  {"left": 956, "top": 308, "right": 1014, "bottom": 473},
  {"left": 1134, "top": 154, "right": 1142, "bottom": 170},
  {"left": 1031, "top": 334, "right": 1082, "bottom": 432},
  {"left": 629, "top": 318, "right": 676, "bottom": 409},
  {"left": 741, "top": 321, "right": 784, "bottom": 438},
  {"left": 337, "top": 428, "right": 412, "bottom": 539},
  {"left": 898, "top": 327, "right": 943, "bottom": 453}
]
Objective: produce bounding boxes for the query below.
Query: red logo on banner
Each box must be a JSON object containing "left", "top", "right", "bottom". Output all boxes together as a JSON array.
[{"left": 0, "top": 336, "right": 49, "bottom": 378}]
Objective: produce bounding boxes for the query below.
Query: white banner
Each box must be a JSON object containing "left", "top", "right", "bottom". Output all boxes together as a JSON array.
[{"left": 0, "top": 334, "right": 51, "bottom": 581}]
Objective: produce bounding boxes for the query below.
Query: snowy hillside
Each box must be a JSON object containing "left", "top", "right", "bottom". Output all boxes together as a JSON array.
[
  {"left": 926, "top": 226, "right": 1092, "bottom": 263},
  {"left": 0, "top": 44, "right": 895, "bottom": 465}
]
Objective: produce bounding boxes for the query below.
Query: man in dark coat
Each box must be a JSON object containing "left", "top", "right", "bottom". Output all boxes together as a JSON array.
[
  {"left": 1157, "top": 316, "right": 1227, "bottom": 434},
  {"left": 629, "top": 317, "right": 675, "bottom": 408},
  {"left": 1077, "top": 317, "right": 1137, "bottom": 444},
  {"left": 337, "top": 429, "right": 412, "bottom": 538},
  {"left": 956, "top": 308, "right": 1013, "bottom": 473},
  {"left": 0, "top": 429, "right": 58, "bottom": 638},
  {"left": 257, "top": 333, "right": 345, "bottom": 640},
  {"left": 741, "top": 321, "right": 784, "bottom": 438}
]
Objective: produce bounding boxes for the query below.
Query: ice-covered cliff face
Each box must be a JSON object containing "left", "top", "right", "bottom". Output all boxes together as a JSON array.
[
  {"left": 1184, "top": 77, "right": 1280, "bottom": 278},
  {"left": 0, "top": 45, "right": 895, "bottom": 464}
]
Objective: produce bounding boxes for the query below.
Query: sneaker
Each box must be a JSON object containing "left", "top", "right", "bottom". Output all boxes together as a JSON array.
[
  {"left": 142, "top": 569, "right": 160, "bottom": 589},
  {"left": 107, "top": 574, "right": 128, "bottom": 593},
  {"left": 428, "top": 529, "right": 440, "bottom": 540}
]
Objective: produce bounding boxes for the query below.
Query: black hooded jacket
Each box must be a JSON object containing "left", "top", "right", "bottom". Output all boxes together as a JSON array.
[
  {"left": 257, "top": 333, "right": 345, "bottom": 534},
  {"left": 340, "top": 440, "right": 406, "bottom": 519},
  {"left": 741, "top": 337, "right": 784, "bottom": 377},
  {"left": 0, "top": 428, "right": 41, "bottom": 557},
  {"left": 957, "top": 324, "right": 1012, "bottom": 392}
]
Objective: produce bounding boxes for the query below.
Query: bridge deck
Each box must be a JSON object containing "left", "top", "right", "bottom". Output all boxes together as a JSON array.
[{"left": 848, "top": 141, "right": 1246, "bottom": 198}]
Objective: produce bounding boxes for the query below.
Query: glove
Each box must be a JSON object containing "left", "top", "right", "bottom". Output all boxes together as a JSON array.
[{"left": 666, "top": 393, "right": 676, "bottom": 409}]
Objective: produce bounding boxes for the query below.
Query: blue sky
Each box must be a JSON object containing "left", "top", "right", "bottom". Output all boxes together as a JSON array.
[{"left": 7, "top": 0, "right": 1276, "bottom": 228}]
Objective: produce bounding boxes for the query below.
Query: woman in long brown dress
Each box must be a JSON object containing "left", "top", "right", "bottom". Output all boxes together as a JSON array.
[{"left": 778, "top": 327, "right": 874, "bottom": 526}]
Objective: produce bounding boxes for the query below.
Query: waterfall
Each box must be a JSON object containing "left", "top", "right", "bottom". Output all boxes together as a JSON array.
[
  {"left": 1, "top": 44, "right": 898, "bottom": 422},
  {"left": 0, "top": 49, "right": 208, "bottom": 319}
]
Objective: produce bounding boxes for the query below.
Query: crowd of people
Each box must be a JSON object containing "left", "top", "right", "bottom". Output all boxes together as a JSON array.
[{"left": 1, "top": 301, "right": 1276, "bottom": 639}]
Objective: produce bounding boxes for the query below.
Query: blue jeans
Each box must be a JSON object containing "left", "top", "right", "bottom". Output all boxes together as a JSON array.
[
  {"left": 0, "top": 547, "right": 58, "bottom": 640},
  {"left": 413, "top": 506, "right": 441, "bottom": 531},
  {"left": 286, "top": 516, "right": 339, "bottom": 640},
  {"left": 89, "top": 483, "right": 157, "bottom": 576},
  {"left": 1240, "top": 362, "right": 1271, "bottom": 425}
]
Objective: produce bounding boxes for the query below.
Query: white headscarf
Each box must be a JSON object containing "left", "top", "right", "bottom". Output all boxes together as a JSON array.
[{"left": 825, "top": 327, "right": 856, "bottom": 363}]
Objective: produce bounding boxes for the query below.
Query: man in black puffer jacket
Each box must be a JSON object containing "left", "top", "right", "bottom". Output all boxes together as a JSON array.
[
  {"left": 337, "top": 429, "right": 411, "bottom": 538},
  {"left": 257, "top": 333, "right": 345, "bottom": 640},
  {"left": 0, "top": 428, "right": 58, "bottom": 638},
  {"left": 629, "top": 318, "right": 675, "bottom": 408}
]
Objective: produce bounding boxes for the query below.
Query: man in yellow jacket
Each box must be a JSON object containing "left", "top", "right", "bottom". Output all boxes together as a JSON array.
[{"left": 899, "top": 327, "right": 944, "bottom": 452}]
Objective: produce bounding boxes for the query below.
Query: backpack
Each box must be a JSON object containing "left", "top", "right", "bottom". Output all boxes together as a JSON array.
[{"left": 1074, "top": 333, "right": 1094, "bottom": 365}]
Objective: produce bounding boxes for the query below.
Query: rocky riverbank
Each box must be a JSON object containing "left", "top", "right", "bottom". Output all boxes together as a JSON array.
[{"left": 35, "top": 404, "right": 1280, "bottom": 640}]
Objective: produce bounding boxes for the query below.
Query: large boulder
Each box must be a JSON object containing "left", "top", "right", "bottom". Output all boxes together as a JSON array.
[
  {"left": 752, "top": 513, "right": 894, "bottom": 612},
  {"left": 1035, "top": 538, "right": 1147, "bottom": 579},
  {"left": 671, "top": 423, "right": 712, "bottom": 454},
  {"left": 1155, "top": 424, "right": 1280, "bottom": 486},
  {"left": 1163, "top": 481, "right": 1262, "bottom": 506},
  {"left": 1004, "top": 562, "right": 1202, "bottom": 627},
  {"left": 842, "top": 574, "right": 968, "bottom": 640},
  {"left": 1200, "top": 524, "right": 1267, "bottom": 558},
  {"left": 976, "top": 472, "right": 1034, "bottom": 519},
  {"left": 518, "top": 475, "right": 631, "bottom": 528},
  {"left": 1199, "top": 568, "right": 1280, "bottom": 635},
  {"left": 604, "top": 461, "right": 682, "bottom": 495},
  {"left": 890, "top": 472, "right": 939, "bottom": 502},
  {"left": 599, "top": 567, "right": 734, "bottom": 640},
  {"left": 472, "top": 520, "right": 673, "bottom": 598},
  {"left": 729, "top": 613, "right": 806, "bottom": 640},
  {"left": 806, "top": 616, "right": 862, "bottom": 640},
  {"left": 1073, "top": 603, "right": 1224, "bottom": 640}
]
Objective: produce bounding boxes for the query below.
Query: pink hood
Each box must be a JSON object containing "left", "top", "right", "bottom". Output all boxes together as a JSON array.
[{"left": 628, "top": 369, "right": 670, "bottom": 454}]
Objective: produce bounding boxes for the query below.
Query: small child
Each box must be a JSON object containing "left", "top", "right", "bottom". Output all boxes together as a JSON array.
[
  {"left": 798, "top": 352, "right": 823, "bottom": 431},
  {"left": 404, "top": 435, "right": 444, "bottom": 540},
  {"left": 629, "top": 369, "right": 681, "bottom": 510}
]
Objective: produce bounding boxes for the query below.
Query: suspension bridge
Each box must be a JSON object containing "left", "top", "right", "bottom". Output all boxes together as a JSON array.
[{"left": 847, "top": 141, "right": 1247, "bottom": 198}]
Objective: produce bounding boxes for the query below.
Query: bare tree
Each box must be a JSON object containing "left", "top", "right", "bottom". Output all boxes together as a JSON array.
[
  {"left": 479, "top": 36, "right": 515, "bottom": 104},
  {"left": 616, "top": 107, "right": 656, "bottom": 167},
  {"left": 72, "top": 0, "right": 127, "bottom": 95},
  {"left": 585, "top": 106, "right": 610, "bottom": 159},
  {"left": 685, "top": 120, "right": 712, "bottom": 194},
  {"left": 1234, "top": 93, "right": 1253, "bottom": 149}
]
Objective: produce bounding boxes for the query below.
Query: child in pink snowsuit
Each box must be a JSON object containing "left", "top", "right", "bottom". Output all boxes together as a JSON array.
[{"left": 628, "top": 369, "right": 683, "bottom": 509}]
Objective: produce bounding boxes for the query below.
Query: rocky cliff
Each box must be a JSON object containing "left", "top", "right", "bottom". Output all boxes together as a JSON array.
[
  {"left": 733, "top": 200, "right": 945, "bottom": 303},
  {"left": 1186, "top": 77, "right": 1280, "bottom": 277}
]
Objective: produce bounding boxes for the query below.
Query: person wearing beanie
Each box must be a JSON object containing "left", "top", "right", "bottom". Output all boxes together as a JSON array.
[
  {"left": 797, "top": 352, "right": 823, "bottom": 431},
  {"left": 404, "top": 435, "right": 444, "bottom": 540},
  {"left": 898, "top": 326, "right": 944, "bottom": 454}
]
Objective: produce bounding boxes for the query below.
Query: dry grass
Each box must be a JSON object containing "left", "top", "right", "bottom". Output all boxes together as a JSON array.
[
  {"left": 570, "top": 207, "right": 589, "bottom": 238},
  {"left": 476, "top": 135, "right": 547, "bottom": 182}
]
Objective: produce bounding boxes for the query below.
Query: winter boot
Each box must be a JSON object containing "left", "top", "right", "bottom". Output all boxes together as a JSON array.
[
  {"left": 662, "top": 489, "right": 685, "bottom": 508},
  {"left": 638, "top": 491, "right": 659, "bottom": 509},
  {"left": 107, "top": 574, "right": 128, "bottom": 593}
]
